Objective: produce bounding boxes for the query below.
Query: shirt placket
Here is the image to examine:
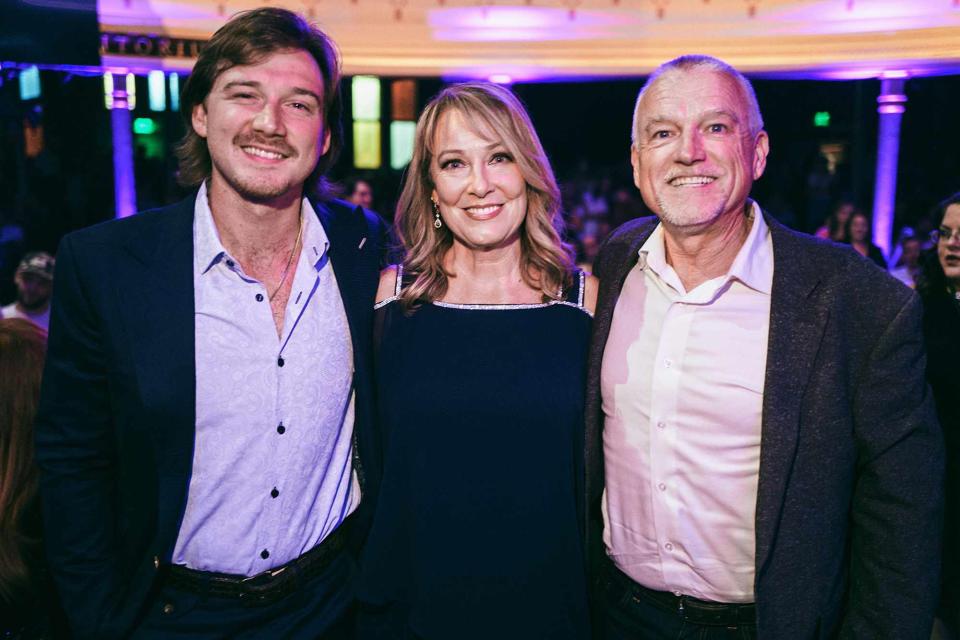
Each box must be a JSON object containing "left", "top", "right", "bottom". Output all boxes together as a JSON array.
[
  {"left": 219, "top": 257, "right": 286, "bottom": 570},
  {"left": 257, "top": 327, "right": 287, "bottom": 567},
  {"left": 259, "top": 251, "right": 325, "bottom": 568},
  {"left": 648, "top": 279, "right": 696, "bottom": 593}
]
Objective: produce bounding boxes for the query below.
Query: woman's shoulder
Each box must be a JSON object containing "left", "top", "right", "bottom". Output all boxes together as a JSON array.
[
  {"left": 376, "top": 265, "right": 400, "bottom": 304},
  {"left": 377, "top": 264, "right": 403, "bottom": 304}
]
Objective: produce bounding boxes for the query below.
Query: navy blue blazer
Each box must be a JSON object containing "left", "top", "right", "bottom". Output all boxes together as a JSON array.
[
  {"left": 585, "top": 213, "right": 944, "bottom": 639},
  {"left": 34, "top": 195, "right": 387, "bottom": 639}
]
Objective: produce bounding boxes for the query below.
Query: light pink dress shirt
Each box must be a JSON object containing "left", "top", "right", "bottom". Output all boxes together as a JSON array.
[{"left": 601, "top": 203, "right": 773, "bottom": 603}]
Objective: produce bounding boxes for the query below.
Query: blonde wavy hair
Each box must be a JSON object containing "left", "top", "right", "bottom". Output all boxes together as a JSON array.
[{"left": 396, "top": 82, "right": 574, "bottom": 310}]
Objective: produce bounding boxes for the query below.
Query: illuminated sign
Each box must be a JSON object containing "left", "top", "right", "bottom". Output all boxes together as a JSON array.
[{"left": 100, "top": 33, "right": 206, "bottom": 59}]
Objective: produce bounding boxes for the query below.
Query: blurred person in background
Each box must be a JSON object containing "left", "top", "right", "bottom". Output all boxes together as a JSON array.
[
  {"left": 890, "top": 229, "right": 922, "bottom": 288},
  {"left": 918, "top": 192, "right": 960, "bottom": 640},
  {"left": 345, "top": 176, "right": 375, "bottom": 210},
  {"left": 846, "top": 210, "right": 887, "bottom": 268},
  {"left": 815, "top": 199, "right": 856, "bottom": 242},
  {"left": 607, "top": 185, "right": 643, "bottom": 230},
  {"left": 0, "top": 318, "right": 67, "bottom": 639},
  {"left": 0, "top": 252, "right": 54, "bottom": 331}
]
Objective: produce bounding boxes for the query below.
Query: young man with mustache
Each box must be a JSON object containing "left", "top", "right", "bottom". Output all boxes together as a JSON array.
[{"left": 34, "top": 9, "right": 386, "bottom": 638}]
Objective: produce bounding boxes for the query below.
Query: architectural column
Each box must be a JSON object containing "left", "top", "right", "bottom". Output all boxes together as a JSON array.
[
  {"left": 110, "top": 75, "right": 137, "bottom": 218},
  {"left": 871, "top": 76, "right": 907, "bottom": 259}
]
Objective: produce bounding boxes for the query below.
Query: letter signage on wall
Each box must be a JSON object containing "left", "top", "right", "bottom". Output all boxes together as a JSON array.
[{"left": 99, "top": 33, "right": 207, "bottom": 60}]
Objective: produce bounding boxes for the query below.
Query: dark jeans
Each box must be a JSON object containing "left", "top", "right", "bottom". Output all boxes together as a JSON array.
[
  {"left": 602, "top": 565, "right": 756, "bottom": 640},
  {"left": 131, "top": 552, "right": 357, "bottom": 640}
]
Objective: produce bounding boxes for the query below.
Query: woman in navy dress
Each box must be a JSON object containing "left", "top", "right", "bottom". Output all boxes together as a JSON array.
[{"left": 357, "top": 82, "right": 597, "bottom": 639}]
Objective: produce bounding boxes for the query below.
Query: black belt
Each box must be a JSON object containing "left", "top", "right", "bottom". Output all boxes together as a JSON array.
[
  {"left": 606, "top": 560, "right": 756, "bottom": 627},
  {"left": 163, "top": 518, "right": 351, "bottom": 607}
]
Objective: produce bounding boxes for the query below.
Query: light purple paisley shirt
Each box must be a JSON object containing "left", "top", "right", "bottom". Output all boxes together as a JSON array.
[{"left": 172, "top": 184, "right": 359, "bottom": 575}]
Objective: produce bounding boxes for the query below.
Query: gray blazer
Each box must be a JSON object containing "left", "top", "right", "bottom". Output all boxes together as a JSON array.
[{"left": 584, "top": 213, "right": 943, "bottom": 639}]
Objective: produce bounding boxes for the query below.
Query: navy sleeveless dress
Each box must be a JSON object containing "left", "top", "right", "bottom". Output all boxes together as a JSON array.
[{"left": 358, "top": 267, "right": 592, "bottom": 640}]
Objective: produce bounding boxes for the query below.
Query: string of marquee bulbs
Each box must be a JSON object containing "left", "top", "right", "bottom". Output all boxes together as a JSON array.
[{"left": 206, "top": 0, "right": 960, "bottom": 22}]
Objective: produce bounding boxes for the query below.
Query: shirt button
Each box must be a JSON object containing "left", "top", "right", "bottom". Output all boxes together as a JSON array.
[
  {"left": 277, "top": 357, "right": 285, "bottom": 367},
  {"left": 270, "top": 487, "right": 279, "bottom": 498},
  {"left": 664, "top": 359, "right": 672, "bottom": 368},
  {"left": 256, "top": 293, "right": 264, "bottom": 302},
  {"left": 658, "top": 482, "right": 666, "bottom": 491},
  {"left": 657, "top": 421, "right": 666, "bottom": 429},
  {"left": 664, "top": 542, "right": 674, "bottom": 551},
  {"left": 260, "top": 549, "right": 270, "bottom": 559},
  {"left": 162, "top": 602, "right": 175, "bottom": 615},
  {"left": 277, "top": 424, "right": 286, "bottom": 434}
]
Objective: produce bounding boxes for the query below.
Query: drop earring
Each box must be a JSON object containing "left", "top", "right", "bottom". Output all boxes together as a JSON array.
[{"left": 431, "top": 199, "right": 443, "bottom": 229}]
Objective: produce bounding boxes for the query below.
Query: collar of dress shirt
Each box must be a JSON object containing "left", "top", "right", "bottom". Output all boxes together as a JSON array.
[
  {"left": 193, "top": 182, "right": 330, "bottom": 277},
  {"left": 637, "top": 200, "right": 773, "bottom": 297}
]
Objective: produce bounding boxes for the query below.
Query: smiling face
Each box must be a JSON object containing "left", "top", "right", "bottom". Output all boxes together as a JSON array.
[
  {"left": 192, "top": 49, "right": 330, "bottom": 206},
  {"left": 429, "top": 109, "right": 528, "bottom": 252},
  {"left": 631, "top": 68, "right": 768, "bottom": 230},
  {"left": 938, "top": 203, "right": 960, "bottom": 286}
]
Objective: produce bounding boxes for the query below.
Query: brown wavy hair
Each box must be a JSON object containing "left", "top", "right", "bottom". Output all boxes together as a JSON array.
[
  {"left": 175, "top": 7, "right": 343, "bottom": 199},
  {"left": 0, "top": 319, "right": 47, "bottom": 603},
  {"left": 396, "top": 82, "right": 574, "bottom": 309}
]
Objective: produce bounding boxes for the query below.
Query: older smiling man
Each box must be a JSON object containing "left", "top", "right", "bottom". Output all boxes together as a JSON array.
[
  {"left": 585, "top": 55, "right": 943, "bottom": 639},
  {"left": 35, "top": 8, "right": 386, "bottom": 639}
]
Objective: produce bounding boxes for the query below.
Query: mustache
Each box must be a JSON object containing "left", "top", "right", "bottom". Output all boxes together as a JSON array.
[{"left": 233, "top": 134, "right": 296, "bottom": 157}]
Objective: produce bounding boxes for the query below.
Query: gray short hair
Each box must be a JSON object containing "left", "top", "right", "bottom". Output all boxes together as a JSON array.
[{"left": 631, "top": 54, "right": 764, "bottom": 148}]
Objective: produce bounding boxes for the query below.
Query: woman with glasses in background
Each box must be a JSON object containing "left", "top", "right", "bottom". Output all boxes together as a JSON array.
[{"left": 918, "top": 192, "right": 960, "bottom": 639}]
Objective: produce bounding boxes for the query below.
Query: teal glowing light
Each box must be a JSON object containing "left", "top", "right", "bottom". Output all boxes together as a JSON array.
[
  {"left": 390, "top": 121, "right": 415, "bottom": 170},
  {"left": 19, "top": 66, "right": 41, "bottom": 101},
  {"left": 814, "top": 111, "right": 831, "bottom": 127},
  {"left": 133, "top": 117, "right": 158, "bottom": 135},
  {"left": 148, "top": 70, "right": 166, "bottom": 112},
  {"left": 169, "top": 73, "right": 180, "bottom": 111}
]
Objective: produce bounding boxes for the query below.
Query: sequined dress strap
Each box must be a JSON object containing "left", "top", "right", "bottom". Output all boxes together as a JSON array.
[
  {"left": 394, "top": 263, "right": 404, "bottom": 297},
  {"left": 563, "top": 269, "right": 586, "bottom": 307}
]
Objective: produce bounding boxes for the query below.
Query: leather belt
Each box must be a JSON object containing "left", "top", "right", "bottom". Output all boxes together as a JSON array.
[
  {"left": 606, "top": 560, "right": 756, "bottom": 627},
  {"left": 163, "top": 518, "right": 351, "bottom": 607}
]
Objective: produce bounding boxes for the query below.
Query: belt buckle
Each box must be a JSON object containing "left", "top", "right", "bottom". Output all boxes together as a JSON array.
[{"left": 238, "top": 566, "right": 287, "bottom": 606}]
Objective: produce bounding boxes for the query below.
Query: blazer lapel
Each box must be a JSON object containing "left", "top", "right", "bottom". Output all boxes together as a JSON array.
[
  {"left": 754, "top": 215, "right": 830, "bottom": 577},
  {"left": 121, "top": 201, "right": 196, "bottom": 471},
  {"left": 117, "top": 198, "right": 197, "bottom": 550},
  {"left": 590, "top": 217, "right": 659, "bottom": 381},
  {"left": 312, "top": 200, "right": 368, "bottom": 353},
  {"left": 584, "top": 218, "right": 658, "bottom": 540}
]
